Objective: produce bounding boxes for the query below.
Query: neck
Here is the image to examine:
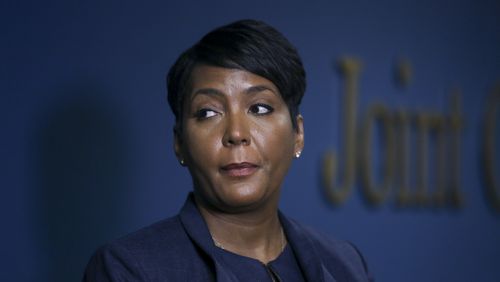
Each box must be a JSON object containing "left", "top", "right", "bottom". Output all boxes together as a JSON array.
[{"left": 194, "top": 196, "right": 286, "bottom": 263}]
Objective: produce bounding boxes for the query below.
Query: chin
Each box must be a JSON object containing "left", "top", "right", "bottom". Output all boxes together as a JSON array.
[{"left": 215, "top": 184, "right": 274, "bottom": 212}]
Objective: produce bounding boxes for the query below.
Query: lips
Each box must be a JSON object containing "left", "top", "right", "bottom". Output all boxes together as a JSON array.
[{"left": 220, "top": 162, "right": 259, "bottom": 177}]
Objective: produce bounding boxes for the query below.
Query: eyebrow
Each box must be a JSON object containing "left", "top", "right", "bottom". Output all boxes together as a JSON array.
[
  {"left": 191, "top": 85, "right": 277, "bottom": 101},
  {"left": 244, "top": 85, "right": 277, "bottom": 95},
  {"left": 191, "top": 88, "right": 225, "bottom": 100}
]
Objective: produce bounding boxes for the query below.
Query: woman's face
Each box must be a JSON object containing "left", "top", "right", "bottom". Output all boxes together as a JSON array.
[{"left": 175, "top": 65, "right": 304, "bottom": 213}]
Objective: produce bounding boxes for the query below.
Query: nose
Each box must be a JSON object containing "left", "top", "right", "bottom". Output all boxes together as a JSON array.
[{"left": 222, "top": 112, "right": 251, "bottom": 147}]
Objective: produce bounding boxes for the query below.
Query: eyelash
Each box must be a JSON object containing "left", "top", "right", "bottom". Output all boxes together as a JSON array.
[
  {"left": 195, "top": 108, "right": 218, "bottom": 119},
  {"left": 194, "top": 103, "right": 274, "bottom": 120},
  {"left": 249, "top": 103, "right": 274, "bottom": 115}
]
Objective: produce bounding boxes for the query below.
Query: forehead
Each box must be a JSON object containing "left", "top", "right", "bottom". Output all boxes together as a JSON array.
[{"left": 188, "top": 65, "right": 279, "bottom": 96}]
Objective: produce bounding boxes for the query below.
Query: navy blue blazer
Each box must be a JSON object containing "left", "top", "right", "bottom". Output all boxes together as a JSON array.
[{"left": 83, "top": 194, "right": 373, "bottom": 281}]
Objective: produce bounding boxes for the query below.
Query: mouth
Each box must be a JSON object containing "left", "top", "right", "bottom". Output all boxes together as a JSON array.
[{"left": 220, "top": 162, "right": 259, "bottom": 178}]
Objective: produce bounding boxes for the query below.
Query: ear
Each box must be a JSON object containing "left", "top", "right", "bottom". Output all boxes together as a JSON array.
[
  {"left": 294, "top": 114, "right": 304, "bottom": 155},
  {"left": 174, "top": 126, "right": 184, "bottom": 165}
]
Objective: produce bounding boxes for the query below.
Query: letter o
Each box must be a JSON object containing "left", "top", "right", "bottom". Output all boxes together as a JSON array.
[{"left": 360, "top": 104, "right": 395, "bottom": 205}]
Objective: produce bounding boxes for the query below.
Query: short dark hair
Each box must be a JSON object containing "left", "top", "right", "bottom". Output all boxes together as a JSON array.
[{"left": 166, "top": 19, "right": 306, "bottom": 131}]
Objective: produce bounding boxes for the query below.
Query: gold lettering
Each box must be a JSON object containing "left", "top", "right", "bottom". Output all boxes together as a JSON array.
[
  {"left": 322, "top": 58, "right": 362, "bottom": 205},
  {"left": 395, "top": 111, "right": 448, "bottom": 207},
  {"left": 449, "top": 92, "right": 465, "bottom": 207},
  {"left": 431, "top": 114, "right": 447, "bottom": 207},
  {"left": 360, "top": 104, "right": 394, "bottom": 205},
  {"left": 394, "top": 110, "right": 412, "bottom": 206},
  {"left": 415, "top": 113, "right": 430, "bottom": 205},
  {"left": 322, "top": 57, "right": 467, "bottom": 209}
]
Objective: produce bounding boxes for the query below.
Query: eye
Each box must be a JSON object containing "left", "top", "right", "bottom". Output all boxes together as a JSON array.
[
  {"left": 195, "top": 108, "right": 218, "bottom": 119},
  {"left": 249, "top": 103, "right": 274, "bottom": 115}
]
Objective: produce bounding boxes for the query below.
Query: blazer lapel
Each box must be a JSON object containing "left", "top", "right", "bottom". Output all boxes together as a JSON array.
[
  {"left": 279, "top": 212, "right": 338, "bottom": 282},
  {"left": 178, "top": 193, "right": 239, "bottom": 282}
]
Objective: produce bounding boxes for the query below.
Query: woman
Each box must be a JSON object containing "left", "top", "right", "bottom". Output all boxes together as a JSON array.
[{"left": 84, "top": 19, "right": 372, "bottom": 281}]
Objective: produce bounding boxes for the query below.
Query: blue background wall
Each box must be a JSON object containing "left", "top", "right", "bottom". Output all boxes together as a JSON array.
[{"left": 1, "top": 0, "right": 499, "bottom": 281}]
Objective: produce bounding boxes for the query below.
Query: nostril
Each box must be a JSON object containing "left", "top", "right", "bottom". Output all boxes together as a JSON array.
[
  {"left": 227, "top": 138, "right": 248, "bottom": 145},
  {"left": 223, "top": 135, "right": 250, "bottom": 146},
  {"left": 222, "top": 115, "right": 251, "bottom": 146}
]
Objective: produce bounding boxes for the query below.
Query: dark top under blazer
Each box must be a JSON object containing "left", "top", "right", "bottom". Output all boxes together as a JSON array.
[{"left": 83, "top": 194, "right": 373, "bottom": 281}]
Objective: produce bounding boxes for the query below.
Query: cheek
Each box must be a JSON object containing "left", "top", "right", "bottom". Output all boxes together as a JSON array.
[
  {"left": 255, "top": 117, "right": 296, "bottom": 161},
  {"left": 183, "top": 126, "right": 220, "bottom": 163}
]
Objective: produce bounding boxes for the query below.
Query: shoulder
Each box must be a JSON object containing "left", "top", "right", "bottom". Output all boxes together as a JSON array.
[
  {"left": 110, "top": 215, "right": 186, "bottom": 255},
  {"left": 83, "top": 216, "right": 213, "bottom": 281},
  {"left": 300, "top": 221, "right": 366, "bottom": 265}
]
